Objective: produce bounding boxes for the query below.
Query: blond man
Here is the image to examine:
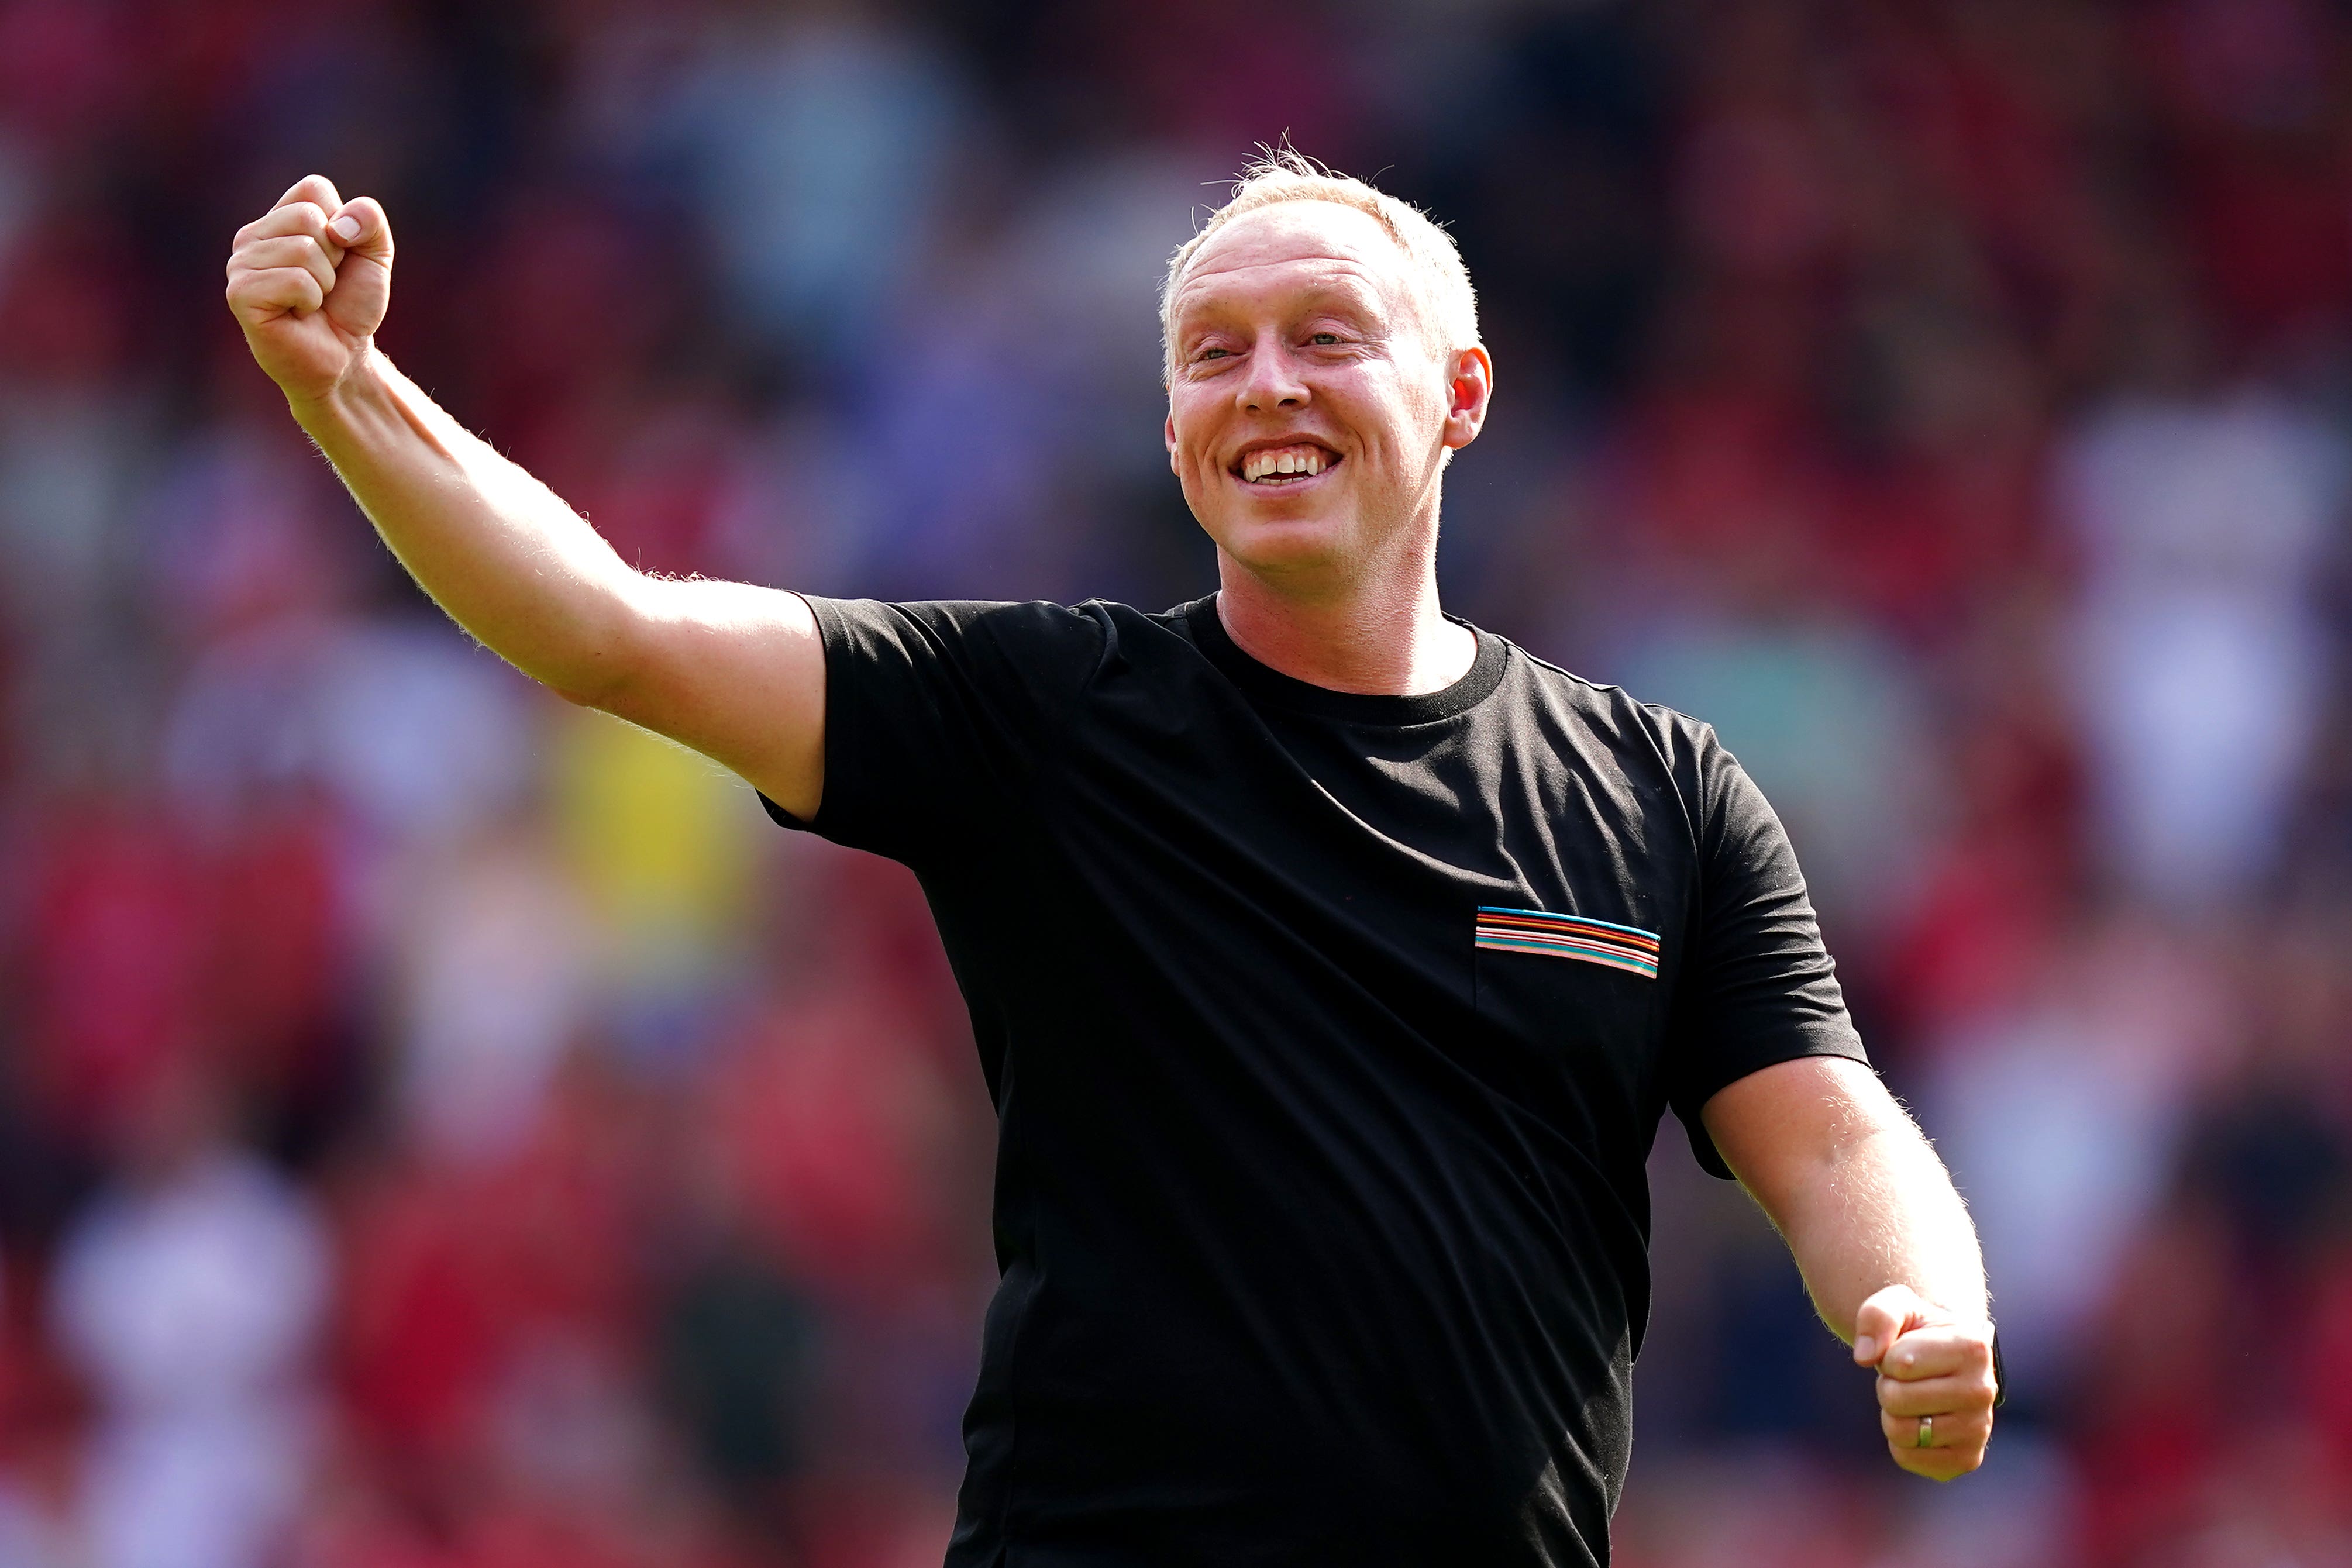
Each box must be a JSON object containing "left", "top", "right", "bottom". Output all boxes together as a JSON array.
[{"left": 228, "top": 153, "right": 1998, "bottom": 1566}]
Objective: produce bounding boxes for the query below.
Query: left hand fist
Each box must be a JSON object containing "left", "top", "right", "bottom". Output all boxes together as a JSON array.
[{"left": 1853, "top": 1284, "right": 1996, "bottom": 1481}]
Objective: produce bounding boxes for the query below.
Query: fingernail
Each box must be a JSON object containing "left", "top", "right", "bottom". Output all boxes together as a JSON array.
[
  {"left": 1855, "top": 1336, "right": 1876, "bottom": 1363},
  {"left": 329, "top": 214, "right": 360, "bottom": 242}
]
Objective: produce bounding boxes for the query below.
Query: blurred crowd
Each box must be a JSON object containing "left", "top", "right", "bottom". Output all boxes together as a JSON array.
[{"left": 0, "top": 1, "right": 2348, "bottom": 1564}]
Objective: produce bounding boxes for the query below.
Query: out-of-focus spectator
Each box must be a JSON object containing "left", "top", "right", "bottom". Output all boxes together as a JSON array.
[
  {"left": 49, "top": 1066, "right": 329, "bottom": 1568},
  {"left": 1926, "top": 918, "right": 2224, "bottom": 1401},
  {"left": 164, "top": 616, "right": 540, "bottom": 863},
  {"left": 392, "top": 832, "right": 589, "bottom": 1167},
  {"left": 2056, "top": 380, "right": 2344, "bottom": 908}
]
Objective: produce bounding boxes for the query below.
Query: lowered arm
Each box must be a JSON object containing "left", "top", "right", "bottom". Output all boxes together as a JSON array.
[{"left": 1702, "top": 1054, "right": 1998, "bottom": 1480}]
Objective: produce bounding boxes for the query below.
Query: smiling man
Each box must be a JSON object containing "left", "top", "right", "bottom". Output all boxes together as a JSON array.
[{"left": 227, "top": 152, "right": 1998, "bottom": 1565}]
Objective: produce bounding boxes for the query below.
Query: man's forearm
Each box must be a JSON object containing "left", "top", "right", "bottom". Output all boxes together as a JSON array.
[
  {"left": 1705, "top": 1059, "right": 1989, "bottom": 1338},
  {"left": 1772, "top": 1113, "right": 1988, "bottom": 1342},
  {"left": 1705, "top": 1058, "right": 1997, "bottom": 1477},
  {"left": 290, "top": 349, "right": 646, "bottom": 702}
]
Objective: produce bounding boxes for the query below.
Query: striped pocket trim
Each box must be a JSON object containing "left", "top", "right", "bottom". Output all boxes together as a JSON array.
[{"left": 1475, "top": 907, "right": 1660, "bottom": 979}]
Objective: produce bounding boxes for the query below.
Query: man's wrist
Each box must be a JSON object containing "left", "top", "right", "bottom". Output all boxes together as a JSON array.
[{"left": 285, "top": 342, "right": 387, "bottom": 431}]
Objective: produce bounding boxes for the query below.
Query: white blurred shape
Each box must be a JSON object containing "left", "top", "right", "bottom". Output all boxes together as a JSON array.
[
  {"left": 309, "top": 622, "right": 538, "bottom": 845},
  {"left": 164, "top": 616, "right": 536, "bottom": 847},
  {"left": 51, "top": 1153, "right": 329, "bottom": 1568},
  {"left": 2057, "top": 388, "right": 2343, "bottom": 907},
  {"left": 397, "top": 836, "right": 590, "bottom": 1165},
  {"left": 1926, "top": 925, "right": 2219, "bottom": 1391}
]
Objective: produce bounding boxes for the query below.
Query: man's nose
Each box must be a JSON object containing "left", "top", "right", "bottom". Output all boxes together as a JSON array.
[{"left": 1239, "top": 341, "right": 1309, "bottom": 412}]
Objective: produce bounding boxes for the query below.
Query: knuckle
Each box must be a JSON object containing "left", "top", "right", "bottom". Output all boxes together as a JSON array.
[{"left": 249, "top": 266, "right": 319, "bottom": 303}]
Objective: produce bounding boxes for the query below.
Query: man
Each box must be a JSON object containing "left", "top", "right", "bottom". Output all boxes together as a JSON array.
[{"left": 226, "top": 154, "right": 1998, "bottom": 1565}]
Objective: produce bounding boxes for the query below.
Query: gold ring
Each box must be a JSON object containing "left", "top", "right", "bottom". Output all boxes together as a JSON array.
[{"left": 1916, "top": 1415, "right": 1934, "bottom": 1449}]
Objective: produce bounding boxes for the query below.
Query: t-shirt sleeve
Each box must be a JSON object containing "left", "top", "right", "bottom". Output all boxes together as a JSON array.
[
  {"left": 758, "top": 596, "right": 1106, "bottom": 868},
  {"left": 1664, "top": 727, "right": 1871, "bottom": 1180}
]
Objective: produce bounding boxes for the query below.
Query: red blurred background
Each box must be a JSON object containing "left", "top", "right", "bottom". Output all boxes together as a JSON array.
[{"left": 1, "top": 2, "right": 2350, "bottom": 1564}]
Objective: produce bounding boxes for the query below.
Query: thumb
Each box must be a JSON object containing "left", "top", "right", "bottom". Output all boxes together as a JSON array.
[
  {"left": 1852, "top": 1283, "right": 1925, "bottom": 1369},
  {"left": 319, "top": 197, "right": 394, "bottom": 339},
  {"left": 325, "top": 197, "right": 393, "bottom": 265}
]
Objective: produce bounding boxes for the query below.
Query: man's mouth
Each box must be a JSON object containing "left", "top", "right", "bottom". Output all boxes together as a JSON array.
[{"left": 1233, "top": 443, "right": 1341, "bottom": 486}]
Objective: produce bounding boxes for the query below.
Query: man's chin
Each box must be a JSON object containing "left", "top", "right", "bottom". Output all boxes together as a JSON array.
[{"left": 1204, "top": 514, "right": 1356, "bottom": 580}]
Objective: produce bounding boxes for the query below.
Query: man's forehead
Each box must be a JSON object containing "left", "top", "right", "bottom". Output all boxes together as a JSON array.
[{"left": 1172, "top": 202, "right": 1413, "bottom": 311}]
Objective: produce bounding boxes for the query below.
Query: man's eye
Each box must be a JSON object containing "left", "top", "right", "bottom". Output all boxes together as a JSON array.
[
  {"left": 1310, "top": 332, "right": 1341, "bottom": 346},
  {"left": 1199, "top": 347, "right": 1231, "bottom": 360}
]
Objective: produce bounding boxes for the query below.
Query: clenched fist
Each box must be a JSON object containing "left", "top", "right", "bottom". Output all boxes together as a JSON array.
[
  {"left": 225, "top": 174, "right": 393, "bottom": 404},
  {"left": 1854, "top": 1283, "right": 1999, "bottom": 1481}
]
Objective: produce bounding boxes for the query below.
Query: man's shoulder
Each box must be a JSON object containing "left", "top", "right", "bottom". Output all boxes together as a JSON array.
[
  {"left": 812, "top": 594, "right": 1186, "bottom": 637},
  {"left": 805, "top": 594, "right": 1214, "bottom": 704},
  {"left": 807, "top": 594, "right": 1115, "bottom": 655},
  {"left": 1492, "top": 636, "right": 1721, "bottom": 764}
]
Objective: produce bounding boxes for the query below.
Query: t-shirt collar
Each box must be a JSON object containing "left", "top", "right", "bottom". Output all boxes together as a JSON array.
[{"left": 1180, "top": 593, "right": 1509, "bottom": 726}]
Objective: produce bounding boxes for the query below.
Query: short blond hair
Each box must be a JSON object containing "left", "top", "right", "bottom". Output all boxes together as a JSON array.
[{"left": 1160, "top": 149, "right": 1480, "bottom": 382}]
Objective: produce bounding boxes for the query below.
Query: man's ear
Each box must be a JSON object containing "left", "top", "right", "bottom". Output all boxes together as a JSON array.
[
  {"left": 1165, "top": 412, "right": 1180, "bottom": 475},
  {"left": 1443, "top": 346, "right": 1494, "bottom": 453}
]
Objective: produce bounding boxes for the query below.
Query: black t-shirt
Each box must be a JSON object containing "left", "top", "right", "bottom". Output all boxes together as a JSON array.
[{"left": 762, "top": 594, "right": 1866, "bottom": 1567}]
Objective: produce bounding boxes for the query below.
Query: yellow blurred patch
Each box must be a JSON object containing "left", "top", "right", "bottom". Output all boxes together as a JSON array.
[{"left": 550, "top": 705, "right": 757, "bottom": 978}]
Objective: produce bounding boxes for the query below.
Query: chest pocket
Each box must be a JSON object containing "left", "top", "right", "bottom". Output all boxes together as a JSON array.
[
  {"left": 1474, "top": 907, "right": 1659, "bottom": 978},
  {"left": 1471, "top": 905, "right": 1665, "bottom": 1147}
]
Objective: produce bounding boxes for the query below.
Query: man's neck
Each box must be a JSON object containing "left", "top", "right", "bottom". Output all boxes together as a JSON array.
[{"left": 1213, "top": 565, "right": 1477, "bottom": 698}]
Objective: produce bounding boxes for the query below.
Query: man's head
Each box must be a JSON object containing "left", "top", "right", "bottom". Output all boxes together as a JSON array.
[{"left": 1161, "top": 151, "right": 1493, "bottom": 594}]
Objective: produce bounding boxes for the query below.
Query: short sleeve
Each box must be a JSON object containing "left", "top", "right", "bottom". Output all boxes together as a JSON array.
[
  {"left": 1664, "top": 729, "right": 1871, "bottom": 1178},
  {"left": 759, "top": 597, "right": 1106, "bottom": 868}
]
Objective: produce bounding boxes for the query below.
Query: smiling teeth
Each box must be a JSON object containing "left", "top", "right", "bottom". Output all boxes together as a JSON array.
[{"left": 1242, "top": 444, "right": 1333, "bottom": 483}]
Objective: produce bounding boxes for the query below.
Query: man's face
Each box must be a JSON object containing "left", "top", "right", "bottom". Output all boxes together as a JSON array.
[{"left": 1163, "top": 202, "right": 1490, "bottom": 588}]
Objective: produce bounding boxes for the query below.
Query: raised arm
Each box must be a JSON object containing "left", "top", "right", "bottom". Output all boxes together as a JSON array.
[
  {"left": 1701, "top": 1055, "right": 1998, "bottom": 1480},
  {"left": 224, "top": 175, "right": 825, "bottom": 819}
]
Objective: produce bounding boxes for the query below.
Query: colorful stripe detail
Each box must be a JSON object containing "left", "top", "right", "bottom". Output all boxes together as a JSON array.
[{"left": 1475, "top": 907, "right": 1660, "bottom": 979}]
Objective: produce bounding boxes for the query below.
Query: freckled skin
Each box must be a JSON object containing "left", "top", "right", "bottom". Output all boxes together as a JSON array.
[{"left": 1162, "top": 204, "right": 1492, "bottom": 605}]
